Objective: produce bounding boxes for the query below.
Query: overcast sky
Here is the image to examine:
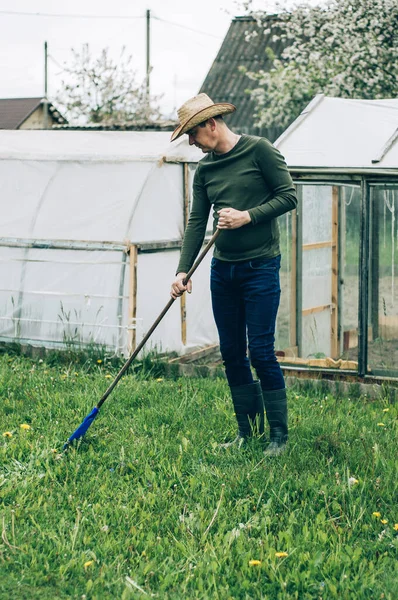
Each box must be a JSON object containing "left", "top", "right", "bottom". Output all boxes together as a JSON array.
[{"left": 0, "top": 0, "right": 306, "bottom": 117}]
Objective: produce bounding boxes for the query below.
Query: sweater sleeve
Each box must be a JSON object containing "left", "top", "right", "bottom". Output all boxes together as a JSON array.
[
  {"left": 176, "top": 166, "right": 211, "bottom": 274},
  {"left": 247, "top": 138, "right": 297, "bottom": 225}
]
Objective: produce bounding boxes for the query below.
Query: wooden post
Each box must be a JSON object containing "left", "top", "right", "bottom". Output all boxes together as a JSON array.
[
  {"left": 180, "top": 295, "right": 187, "bottom": 346},
  {"left": 180, "top": 163, "right": 190, "bottom": 346},
  {"left": 128, "top": 244, "right": 138, "bottom": 354},
  {"left": 331, "top": 186, "right": 339, "bottom": 358}
]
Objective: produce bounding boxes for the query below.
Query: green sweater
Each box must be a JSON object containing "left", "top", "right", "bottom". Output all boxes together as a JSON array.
[{"left": 177, "top": 135, "right": 297, "bottom": 274}]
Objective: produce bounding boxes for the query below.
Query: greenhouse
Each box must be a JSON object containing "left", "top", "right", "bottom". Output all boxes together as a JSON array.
[
  {"left": 0, "top": 130, "right": 211, "bottom": 357},
  {"left": 1, "top": 94, "right": 397, "bottom": 383},
  {"left": 274, "top": 94, "right": 398, "bottom": 380}
]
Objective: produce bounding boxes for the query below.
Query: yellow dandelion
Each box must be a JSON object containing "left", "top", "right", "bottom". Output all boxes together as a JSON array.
[
  {"left": 275, "top": 552, "right": 289, "bottom": 558},
  {"left": 51, "top": 449, "right": 58, "bottom": 454},
  {"left": 156, "top": 378, "right": 164, "bottom": 382},
  {"left": 393, "top": 524, "right": 398, "bottom": 531},
  {"left": 377, "top": 423, "right": 385, "bottom": 427},
  {"left": 97, "top": 359, "right": 103, "bottom": 364},
  {"left": 20, "top": 423, "right": 31, "bottom": 430},
  {"left": 84, "top": 560, "right": 94, "bottom": 570},
  {"left": 248, "top": 560, "right": 262, "bottom": 566},
  {"left": 105, "top": 374, "right": 112, "bottom": 379},
  {"left": 382, "top": 408, "right": 389, "bottom": 412},
  {"left": 372, "top": 512, "right": 381, "bottom": 518},
  {"left": 3, "top": 431, "right": 13, "bottom": 438},
  {"left": 381, "top": 519, "right": 388, "bottom": 524}
]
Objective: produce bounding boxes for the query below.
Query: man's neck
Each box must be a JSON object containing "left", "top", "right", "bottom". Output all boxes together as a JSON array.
[{"left": 213, "top": 129, "right": 241, "bottom": 155}]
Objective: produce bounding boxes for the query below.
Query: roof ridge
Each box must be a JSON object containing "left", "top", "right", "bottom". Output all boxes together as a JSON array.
[{"left": 0, "top": 97, "right": 44, "bottom": 101}]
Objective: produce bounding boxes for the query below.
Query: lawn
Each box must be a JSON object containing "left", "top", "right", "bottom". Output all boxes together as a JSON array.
[{"left": 0, "top": 353, "right": 397, "bottom": 599}]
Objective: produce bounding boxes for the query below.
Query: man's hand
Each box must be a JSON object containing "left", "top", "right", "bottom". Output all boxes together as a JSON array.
[
  {"left": 217, "top": 208, "right": 251, "bottom": 229},
  {"left": 171, "top": 273, "right": 192, "bottom": 299}
]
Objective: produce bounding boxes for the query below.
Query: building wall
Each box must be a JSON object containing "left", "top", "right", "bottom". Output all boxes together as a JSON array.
[{"left": 19, "top": 106, "right": 55, "bottom": 129}]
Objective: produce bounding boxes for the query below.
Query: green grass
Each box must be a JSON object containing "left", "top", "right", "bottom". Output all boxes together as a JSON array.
[{"left": 0, "top": 354, "right": 397, "bottom": 599}]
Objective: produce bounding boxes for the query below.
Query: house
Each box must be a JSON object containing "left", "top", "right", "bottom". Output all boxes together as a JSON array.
[
  {"left": 0, "top": 97, "right": 67, "bottom": 129},
  {"left": 199, "top": 15, "right": 287, "bottom": 141}
]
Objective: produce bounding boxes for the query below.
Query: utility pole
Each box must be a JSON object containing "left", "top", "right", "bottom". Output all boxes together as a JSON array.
[
  {"left": 146, "top": 9, "right": 151, "bottom": 119},
  {"left": 44, "top": 41, "right": 49, "bottom": 129}
]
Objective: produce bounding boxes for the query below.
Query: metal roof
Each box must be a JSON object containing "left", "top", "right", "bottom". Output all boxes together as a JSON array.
[
  {"left": 199, "top": 15, "right": 287, "bottom": 141},
  {"left": 275, "top": 95, "right": 398, "bottom": 171}
]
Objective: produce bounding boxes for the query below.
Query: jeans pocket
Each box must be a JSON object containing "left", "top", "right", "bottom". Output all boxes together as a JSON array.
[{"left": 249, "top": 256, "right": 280, "bottom": 271}]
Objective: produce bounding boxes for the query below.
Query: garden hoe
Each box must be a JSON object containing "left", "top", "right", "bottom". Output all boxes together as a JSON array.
[{"left": 63, "top": 229, "right": 220, "bottom": 451}]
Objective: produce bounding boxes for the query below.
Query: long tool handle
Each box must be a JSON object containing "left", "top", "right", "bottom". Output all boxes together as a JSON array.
[{"left": 97, "top": 229, "right": 220, "bottom": 408}]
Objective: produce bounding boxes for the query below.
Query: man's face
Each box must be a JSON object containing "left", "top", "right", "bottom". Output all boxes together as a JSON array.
[{"left": 186, "top": 121, "right": 215, "bottom": 153}]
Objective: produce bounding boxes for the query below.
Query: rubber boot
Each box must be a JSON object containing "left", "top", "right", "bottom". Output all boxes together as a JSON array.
[
  {"left": 262, "top": 388, "right": 288, "bottom": 457},
  {"left": 220, "top": 381, "right": 264, "bottom": 448}
]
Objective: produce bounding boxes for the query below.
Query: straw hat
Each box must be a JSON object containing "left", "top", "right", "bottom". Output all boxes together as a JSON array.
[{"left": 170, "top": 93, "right": 236, "bottom": 142}]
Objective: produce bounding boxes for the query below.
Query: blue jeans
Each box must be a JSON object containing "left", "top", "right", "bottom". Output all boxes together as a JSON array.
[{"left": 210, "top": 255, "right": 285, "bottom": 391}]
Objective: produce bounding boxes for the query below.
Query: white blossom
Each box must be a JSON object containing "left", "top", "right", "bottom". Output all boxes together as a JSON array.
[{"left": 244, "top": 0, "right": 398, "bottom": 130}]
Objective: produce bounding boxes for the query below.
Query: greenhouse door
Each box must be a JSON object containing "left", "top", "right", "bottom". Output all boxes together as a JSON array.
[{"left": 300, "top": 185, "right": 338, "bottom": 359}]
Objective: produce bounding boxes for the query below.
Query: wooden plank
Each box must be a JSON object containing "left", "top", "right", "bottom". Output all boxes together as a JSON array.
[
  {"left": 303, "top": 241, "right": 335, "bottom": 250},
  {"left": 277, "top": 355, "right": 358, "bottom": 370},
  {"left": 180, "top": 162, "right": 190, "bottom": 346},
  {"left": 168, "top": 343, "right": 220, "bottom": 364},
  {"left": 343, "top": 326, "right": 373, "bottom": 350},
  {"left": 290, "top": 209, "right": 297, "bottom": 347},
  {"left": 180, "top": 294, "right": 187, "bottom": 346},
  {"left": 183, "top": 162, "right": 190, "bottom": 228},
  {"left": 302, "top": 304, "right": 334, "bottom": 316},
  {"left": 379, "top": 315, "right": 398, "bottom": 340},
  {"left": 0, "top": 237, "right": 128, "bottom": 252},
  {"left": 138, "top": 236, "right": 214, "bottom": 253},
  {"left": 138, "top": 240, "right": 182, "bottom": 253},
  {"left": 276, "top": 346, "right": 298, "bottom": 358},
  {"left": 127, "top": 245, "right": 138, "bottom": 354},
  {"left": 331, "top": 186, "right": 339, "bottom": 358}
]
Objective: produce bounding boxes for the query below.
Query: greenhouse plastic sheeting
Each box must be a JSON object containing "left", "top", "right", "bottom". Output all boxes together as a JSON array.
[
  {"left": 0, "top": 130, "right": 214, "bottom": 355},
  {"left": 276, "top": 95, "right": 398, "bottom": 169},
  {"left": 0, "top": 160, "right": 182, "bottom": 243}
]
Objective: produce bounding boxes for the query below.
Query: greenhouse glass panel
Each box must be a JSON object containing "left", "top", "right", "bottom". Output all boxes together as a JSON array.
[
  {"left": 276, "top": 209, "right": 294, "bottom": 352},
  {"left": 288, "top": 183, "right": 360, "bottom": 370},
  {"left": 339, "top": 186, "right": 361, "bottom": 364},
  {"left": 300, "top": 185, "right": 334, "bottom": 359},
  {"left": 367, "top": 186, "right": 398, "bottom": 376}
]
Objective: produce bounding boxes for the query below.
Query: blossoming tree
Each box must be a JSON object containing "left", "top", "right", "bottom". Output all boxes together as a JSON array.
[
  {"left": 244, "top": 0, "right": 398, "bottom": 131},
  {"left": 56, "top": 45, "right": 161, "bottom": 125}
]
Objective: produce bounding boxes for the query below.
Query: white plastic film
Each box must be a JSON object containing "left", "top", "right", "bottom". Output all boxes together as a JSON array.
[
  {"left": 302, "top": 185, "right": 332, "bottom": 245},
  {"left": 302, "top": 309, "right": 331, "bottom": 358}
]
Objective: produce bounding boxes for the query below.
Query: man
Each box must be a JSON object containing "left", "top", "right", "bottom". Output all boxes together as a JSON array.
[{"left": 170, "top": 93, "right": 297, "bottom": 456}]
